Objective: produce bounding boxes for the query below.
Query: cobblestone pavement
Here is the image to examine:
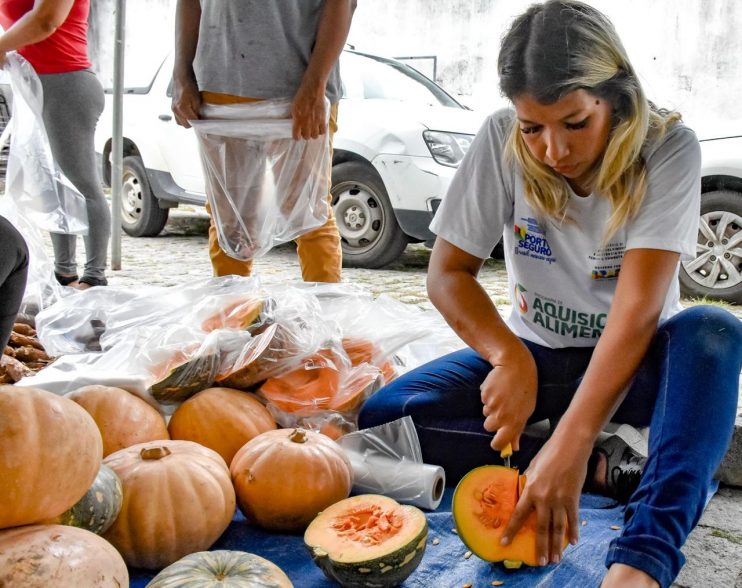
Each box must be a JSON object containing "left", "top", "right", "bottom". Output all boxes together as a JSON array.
[{"left": 44, "top": 209, "right": 742, "bottom": 587}]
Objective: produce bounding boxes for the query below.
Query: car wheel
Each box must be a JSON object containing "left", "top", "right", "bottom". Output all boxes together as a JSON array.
[
  {"left": 331, "top": 161, "right": 408, "bottom": 268},
  {"left": 679, "top": 189, "right": 742, "bottom": 304},
  {"left": 120, "top": 155, "right": 169, "bottom": 237}
]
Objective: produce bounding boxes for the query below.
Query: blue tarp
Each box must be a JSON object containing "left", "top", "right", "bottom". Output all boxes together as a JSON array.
[{"left": 130, "top": 491, "right": 628, "bottom": 588}]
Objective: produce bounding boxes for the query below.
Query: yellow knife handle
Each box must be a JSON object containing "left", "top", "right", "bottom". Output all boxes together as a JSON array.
[{"left": 500, "top": 443, "right": 513, "bottom": 459}]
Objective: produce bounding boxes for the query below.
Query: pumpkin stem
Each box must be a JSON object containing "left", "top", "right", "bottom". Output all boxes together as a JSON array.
[
  {"left": 290, "top": 428, "right": 308, "bottom": 443},
  {"left": 140, "top": 446, "right": 172, "bottom": 460}
]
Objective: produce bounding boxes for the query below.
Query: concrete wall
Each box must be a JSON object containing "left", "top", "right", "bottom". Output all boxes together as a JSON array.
[{"left": 90, "top": 0, "right": 742, "bottom": 134}]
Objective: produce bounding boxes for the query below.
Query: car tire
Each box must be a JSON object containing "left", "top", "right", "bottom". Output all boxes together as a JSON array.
[
  {"left": 679, "top": 189, "right": 742, "bottom": 304},
  {"left": 331, "top": 161, "right": 408, "bottom": 269},
  {"left": 120, "top": 155, "right": 169, "bottom": 237}
]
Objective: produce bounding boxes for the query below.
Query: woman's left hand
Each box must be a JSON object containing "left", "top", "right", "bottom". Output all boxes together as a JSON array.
[{"left": 500, "top": 436, "right": 590, "bottom": 565}]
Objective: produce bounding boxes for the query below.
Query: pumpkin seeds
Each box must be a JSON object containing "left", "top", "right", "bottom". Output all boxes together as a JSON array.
[{"left": 464, "top": 550, "right": 472, "bottom": 559}]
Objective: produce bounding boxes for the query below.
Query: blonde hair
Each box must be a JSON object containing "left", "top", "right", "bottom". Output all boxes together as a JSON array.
[{"left": 498, "top": 0, "right": 680, "bottom": 240}]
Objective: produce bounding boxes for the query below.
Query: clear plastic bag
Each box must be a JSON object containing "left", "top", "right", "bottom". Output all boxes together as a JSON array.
[
  {"left": 2, "top": 52, "right": 87, "bottom": 234},
  {"left": 0, "top": 199, "right": 67, "bottom": 322},
  {"left": 191, "top": 99, "right": 330, "bottom": 260},
  {"left": 337, "top": 416, "right": 446, "bottom": 510}
]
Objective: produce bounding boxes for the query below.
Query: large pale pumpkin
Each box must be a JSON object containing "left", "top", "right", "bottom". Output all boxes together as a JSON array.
[
  {"left": 230, "top": 428, "right": 353, "bottom": 532},
  {"left": 147, "top": 550, "right": 293, "bottom": 587},
  {"left": 103, "top": 440, "right": 236, "bottom": 569},
  {"left": 0, "top": 524, "right": 128, "bottom": 587},
  {"left": 168, "top": 387, "right": 277, "bottom": 466},
  {"left": 66, "top": 384, "right": 169, "bottom": 457},
  {"left": 0, "top": 385, "right": 102, "bottom": 530}
]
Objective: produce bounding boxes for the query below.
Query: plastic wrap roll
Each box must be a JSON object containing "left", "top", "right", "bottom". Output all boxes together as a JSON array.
[{"left": 345, "top": 450, "right": 445, "bottom": 511}]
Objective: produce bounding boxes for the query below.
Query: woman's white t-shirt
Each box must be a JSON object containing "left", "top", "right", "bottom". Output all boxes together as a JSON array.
[{"left": 430, "top": 109, "right": 701, "bottom": 349}]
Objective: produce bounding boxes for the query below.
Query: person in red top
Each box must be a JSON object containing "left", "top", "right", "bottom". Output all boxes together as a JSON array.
[{"left": 0, "top": 0, "right": 110, "bottom": 289}]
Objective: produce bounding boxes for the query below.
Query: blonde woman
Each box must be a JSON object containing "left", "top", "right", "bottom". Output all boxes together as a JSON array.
[{"left": 358, "top": 2, "right": 742, "bottom": 587}]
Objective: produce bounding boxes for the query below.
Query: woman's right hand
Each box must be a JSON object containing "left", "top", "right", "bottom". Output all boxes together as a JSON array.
[
  {"left": 171, "top": 76, "right": 201, "bottom": 128},
  {"left": 481, "top": 342, "right": 538, "bottom": 452}
]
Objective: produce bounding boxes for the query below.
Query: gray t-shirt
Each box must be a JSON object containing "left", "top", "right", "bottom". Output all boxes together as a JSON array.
[
  {"left": 430, "top": 109, "right": 701, "bottom": 348},
  {"left": 194, "top": 0, "right": 342, "bottom": 103}
]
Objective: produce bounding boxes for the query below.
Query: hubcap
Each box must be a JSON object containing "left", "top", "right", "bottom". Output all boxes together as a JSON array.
[
  {"left": 332, "top": 181, "right": 385, "bottom": 253},
  {"left": 121, "top": 170, "right": 143, "bottom": 224},
  {"left": 682, "top": 209, "right": 742, "bottom": 290}
]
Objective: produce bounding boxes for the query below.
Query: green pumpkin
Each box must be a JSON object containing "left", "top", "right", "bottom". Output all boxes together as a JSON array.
[
  {"left": 304, "top": 495, "right": 428, "bottom": 588},
  {"left": 50, "top": 463, "right": 123, "bottom": 535},
  {"left": 146, "top": 550, "right": 293, "bottom": 587}
]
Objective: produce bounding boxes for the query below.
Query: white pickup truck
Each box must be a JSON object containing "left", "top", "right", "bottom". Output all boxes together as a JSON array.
[{"left": 94, "top": 49, "right": 485, "bottom": 269}]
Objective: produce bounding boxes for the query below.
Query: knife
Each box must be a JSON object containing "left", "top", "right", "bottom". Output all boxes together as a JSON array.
[{"left": 501, "top": 443, "right": 513, "bottom": 468}]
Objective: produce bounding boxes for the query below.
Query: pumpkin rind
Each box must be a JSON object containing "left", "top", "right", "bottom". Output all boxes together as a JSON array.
[
  {"left": 146, "top": 550, "right": 293, "bottom": 588},
  {"left": 0, "top": 524, "right": 128, "bottom": 587},
  {"left": 67, "top": 384, "right": 169, "bottom": 457},
  {"left": 452, "top": 465, "right": 570, "bottom": 567},
  {"left": 46, "top": 463, "right": 123, "bottom": 535},
  {"left": 168, "top": 387, "right": 276, "bottom": 466},
  {"left": 0, "top": 385, "right": 103, "bottom": 530},
  {"left": 304, "top": 494, "right": 428, "bottom": 588},
  {"left": 103, "top": 440, "right": 236, "bottom": 569},
  {"left": 149, "top": 351, "right": 220, "bottom": 403},
  {"left": 230, "top": 428, "right": 353, "bottom": 532}
]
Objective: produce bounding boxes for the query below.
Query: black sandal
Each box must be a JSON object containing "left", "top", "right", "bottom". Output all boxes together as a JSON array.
[
  {"left": 55, "top": 272, "right": 79, "bottom": 286},
  {"left": 79, "top": 276, "right": 108, "bottom": 288}
]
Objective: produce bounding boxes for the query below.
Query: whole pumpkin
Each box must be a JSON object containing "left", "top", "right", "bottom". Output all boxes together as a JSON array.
[
  {"left": 103, "top": 440, "right": 236, "bottom": 569},
  {"left": 230, "top": 428, "right": 353, "bottom": 532},
  {"left": 66, "top": 384, "right": 169, "bottom": 457},
  {"left": 168, "top": 387, "right": 276, "bottom": 466},
  {"left": 146, "top": 550, "right": 293, "bottom": 588},
  {"left": 0, "top": 385, "right": 102, "bottom": 530},
  {"left": 0, "top": 524, "right": 128, "bottom": 587},
  {"left": 45, "top": 463, "right": 123, "bottom": 535}
]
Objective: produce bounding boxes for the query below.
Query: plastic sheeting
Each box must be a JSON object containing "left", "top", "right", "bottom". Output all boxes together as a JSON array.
[{"left": 128, "top": 491, "right": 631, "bottom": 588}]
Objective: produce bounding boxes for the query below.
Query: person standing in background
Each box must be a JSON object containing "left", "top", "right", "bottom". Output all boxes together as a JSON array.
[
  {"left": 0, "top": 0, "right": 110, "bottom": 289},
  {"left": 171, "top": 0, "right": 356, "bottom": 283}
]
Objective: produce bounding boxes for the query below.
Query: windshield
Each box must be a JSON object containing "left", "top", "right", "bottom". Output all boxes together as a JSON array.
[{"left": 340, "top": 51, "right": 462, "bottom": 109}]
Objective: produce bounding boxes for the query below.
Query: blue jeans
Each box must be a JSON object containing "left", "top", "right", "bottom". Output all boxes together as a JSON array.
[{"left": 358, "top": 306, "right": 742, "bottom": 588}]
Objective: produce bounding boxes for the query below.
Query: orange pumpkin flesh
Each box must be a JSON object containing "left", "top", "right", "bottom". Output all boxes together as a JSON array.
[
  {"left": 103, "top": 440, "right": 236, "bottom": 569},
  {"left": 230, "top": 428, "right": 353, "bottom": 533},
  {"left": 259, "top": 349, "right": 379, "bottom": 414},
  {"left": 342, "top": 337, "right": 396, "bottom": 383},
  {"left": 0, "top": 385, "right": 103, "bottom": 530},
  {"left": 201, "top": 296, "right": 265, "bottom": 332},
  {"left": 453, "top": 466, "right": 570, "bottom": 567},
  {"left": 66, "top": 384, "right": 169, "bottom": 457},
  {"left": 168, "top": 387, "right": 277, "bottom": 466}
]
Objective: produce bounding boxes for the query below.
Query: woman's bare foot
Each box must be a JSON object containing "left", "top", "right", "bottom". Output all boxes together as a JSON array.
[{"left": 601, "top": 563, "right": 659, "bottom": 588}]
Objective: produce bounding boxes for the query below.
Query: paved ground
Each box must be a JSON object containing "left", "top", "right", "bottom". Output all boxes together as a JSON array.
[{"left": 50, "top": 209, "right": 742, "bottom": 587}]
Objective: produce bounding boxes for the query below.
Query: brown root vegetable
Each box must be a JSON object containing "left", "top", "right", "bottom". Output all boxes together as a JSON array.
[
  {"left": 9, "top": 332, "right": 44, "bottom": 350},
  {"left": 0, "top": 354, "right": 34, "bottom": 382},
  {"left": 12, "top": 323, "right": 36, "bottom": 337},
  {"left": 13, "top": 347, "right": 51, "bottom": 363}
]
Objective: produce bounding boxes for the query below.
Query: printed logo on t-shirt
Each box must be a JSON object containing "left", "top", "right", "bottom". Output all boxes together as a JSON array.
[
  {"left": 514, "top": 282, "right": 528, "bottom": 314},
  {"left": 516, "top": 286, "right": 607, "bottom": 340},
  {"left": 589, "top": 242, "right": 624, "bottom": 281},
  {"left": 513, "top": 217, "right": 557, "bottom": 264}
]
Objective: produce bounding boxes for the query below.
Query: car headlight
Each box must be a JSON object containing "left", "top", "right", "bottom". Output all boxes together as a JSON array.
[{"left": 423, "top": 130, "right": 474, "bottom": 167}]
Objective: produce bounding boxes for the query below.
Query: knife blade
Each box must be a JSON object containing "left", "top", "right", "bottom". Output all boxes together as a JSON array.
[{"left": 501, "top": 442, "right": 513, "bottom": 468}]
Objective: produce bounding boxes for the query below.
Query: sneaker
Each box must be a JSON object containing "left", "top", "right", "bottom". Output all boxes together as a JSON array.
[{"left": 597, "top": 435, "right": 647, "bottom": 503}]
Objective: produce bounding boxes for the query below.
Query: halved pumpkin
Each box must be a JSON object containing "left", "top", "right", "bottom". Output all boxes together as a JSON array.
[
  {"left": 452, "top": 465, "right": 569, "bottom": 567},
  {"left": 304, "top": 494, "right": 428, "bottom": 588},
  {"left": 149, "top": 349, "right": 219, "bottom": 404},
  {"left": 342, "top": 337, "right": 396, "bottom": 383},
  {"left": 147, "top": 550, "right": 293, "bottom": 588},
  {"left": 200, "top": 295, "right": 266, "bottom": 332}
]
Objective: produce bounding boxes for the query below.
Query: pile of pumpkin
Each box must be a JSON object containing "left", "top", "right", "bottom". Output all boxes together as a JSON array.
[
  {"left": 0, "top": 322, "right": 54, "bottom": 383},
  {"left": 0, "top": 383, "right": 431, "bottom": 587}
]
